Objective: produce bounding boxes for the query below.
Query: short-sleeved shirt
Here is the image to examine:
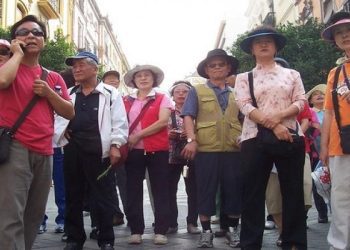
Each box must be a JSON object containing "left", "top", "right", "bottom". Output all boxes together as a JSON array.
[
  {"left": 0, "top": 64, "right": 70, "bottom": 155},
  {"left": 181, "top": 81, "right": 232, "bottom": 118},
  {"left": 235, "top": 63, "right": 306, "bottom": 142},
  {"left": 128, "top": 89, "right": 173, "bottom": 149},
  {"left": 324, "top": 63, "right": 350, "bottom": 156}
]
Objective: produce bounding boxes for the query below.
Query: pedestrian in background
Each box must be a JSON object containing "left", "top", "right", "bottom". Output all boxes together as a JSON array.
[
  {"left": 123, "top": 64, "right": 173, "bottom": 245},
  {"left": 320, "top": 11, "right": 350, "bottom": 250},
  {"left": 0, "top": 39, "right": 11, "bottom": 64},
  {"left": 0, "top": 15, "right": 74, "bottom": 250},
  {"left": 167, "top": 80, "right": 200, "bottom": 235},
  {"left": 235, "top": 26, "right": 307, "bottom": 249},
  {"left": 182, "top": 48, "right": 242, "bottom": 248}
]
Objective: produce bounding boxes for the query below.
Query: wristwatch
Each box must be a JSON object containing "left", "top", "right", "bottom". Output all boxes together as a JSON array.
[
  {"left": 187, "top": 138, "right": 196, "bottom": 143},
  {"left": 111, "top": 144, "right": 121, "bottom": 149}
]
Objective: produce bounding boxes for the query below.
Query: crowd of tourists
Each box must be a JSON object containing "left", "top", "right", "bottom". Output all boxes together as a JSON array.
[{"left": 0, "top": 11, "right": 350, "bottom": 250}]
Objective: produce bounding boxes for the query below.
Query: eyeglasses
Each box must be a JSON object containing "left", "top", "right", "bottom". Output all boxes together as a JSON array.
[
  {"left": 207, "top": 62, "right": 227, "bottom": 68},
  {"left": 15, "top": 28, "right": 44, "bottom": 37},
  {"left": 0, "top": 49, "right": 10, "bottom": 56}
]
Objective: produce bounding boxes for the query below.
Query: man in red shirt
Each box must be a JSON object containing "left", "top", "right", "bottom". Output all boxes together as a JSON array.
[{"left": 0, "top": 15, "right": 74, "bottom": 250}]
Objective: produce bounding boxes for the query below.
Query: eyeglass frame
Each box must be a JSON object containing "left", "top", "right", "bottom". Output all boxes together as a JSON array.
[{"left": 15, "top": 28, "right": 44, "bottom": 37}]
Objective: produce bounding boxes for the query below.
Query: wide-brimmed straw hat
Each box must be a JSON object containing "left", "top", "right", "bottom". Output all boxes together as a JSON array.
[
  {"left": 196, "top": 49, "right": 239, "bottom": 79},
  {"left": 124, "top": 64, "right": 164, "bottom": 88},
  {"left": 240, "top": 27, "right": 287, "bottom": 54},
  {"left": 306, "top": 84, "right": 327, "bottom": 99}
]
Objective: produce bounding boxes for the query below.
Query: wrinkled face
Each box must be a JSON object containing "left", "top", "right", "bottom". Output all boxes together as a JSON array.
[
  {"left": 309, "top": 90, "right": 325, "bottom": 107},
  {"left": 133, "top": 70, "right": 155, "bottom": 90},
  {"left": 333, "top": 23, "right": 350, "bottom": 51},
  {"left": 14, "top": 21, "right": 45, "bottom": 54},
  {"left": 104, "top": 74, "right": 120, "bottom": 89},
  {"left": 172, "top": 84, "right": 190, "bottom": 105},
  {"left": 251, "top": 35, "right": 277, "bottom": 59},
  {"left": 204, "top": 56, "right": 231, "bottom": 81},
  {"left": 71, "top": 59, "right": 98, "bottom": 83},
  {"left": 0, "top": 45, "right": 10, "bottom": 64}
]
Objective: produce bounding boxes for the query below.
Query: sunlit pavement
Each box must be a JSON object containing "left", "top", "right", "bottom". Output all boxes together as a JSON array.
[{"left": 34, "top": 178, "right": 330, "bottom": 249}]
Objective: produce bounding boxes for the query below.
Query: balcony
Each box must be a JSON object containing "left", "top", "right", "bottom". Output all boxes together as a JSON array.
[{"left": 37, "top": 0, "right": 60, "bottom": 19}]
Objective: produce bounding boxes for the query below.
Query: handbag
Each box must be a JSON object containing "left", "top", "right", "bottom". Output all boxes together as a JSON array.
[
  {"left": 331, "top": 66, "right": 350, "bottom": 154},
  {"left": 248, "top": 72, "right": 302, "bottom": 156},
  {"left": 169, "top": 110, "right": 187, "bottom": 164},
  {"left": 0, "top": 68, "right": 48, "bottom": 164},
  {"left": 115, "top": 97, "right": 155, "bottom": 167}
]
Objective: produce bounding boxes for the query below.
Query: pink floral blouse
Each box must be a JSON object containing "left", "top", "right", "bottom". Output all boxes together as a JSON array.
[{"left": 234, "top": 63, "right": 306, "bottom": 142}]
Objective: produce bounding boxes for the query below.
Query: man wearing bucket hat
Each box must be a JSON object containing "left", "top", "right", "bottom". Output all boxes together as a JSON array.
[
  {"left": 56, "top": 51, "right": 128, "bottom": 250},
  {"left": 122, "top": 65, "right": 173, "bottom": 245},
  {"left": 320, "top": 11, "right": 350, "bottom": 250},
  {"left": 235, "top": 26, "right": 307, "bottom": 249},
  {"left": 181, "top": 48, "right": 242, "bottom": 248}
]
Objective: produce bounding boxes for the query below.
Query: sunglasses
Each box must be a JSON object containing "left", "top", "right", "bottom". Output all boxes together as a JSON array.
[
  {"left": 207, "top": 62, "right": 227, "bottom": 68},
  {"left": 15, "top": 28, "right": 44, "bottom": 37},
  {"left": 0, "top": 49, "right": 10, "bottom": 56}
]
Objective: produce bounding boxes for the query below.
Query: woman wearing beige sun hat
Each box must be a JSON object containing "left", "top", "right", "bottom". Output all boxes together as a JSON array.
[{"left": 122, "top": 64, "right": 174, "bottom": 245}]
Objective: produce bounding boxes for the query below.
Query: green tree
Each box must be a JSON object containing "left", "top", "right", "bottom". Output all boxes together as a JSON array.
[
  {"left": 230, "top": 19, "right": 342, "bottom": 91},
  {"left": 0, "top": 27, "right": 11, "bottom": 41},
  {"left": 40, "top": 29, "right": 76, "bottom": 72}
]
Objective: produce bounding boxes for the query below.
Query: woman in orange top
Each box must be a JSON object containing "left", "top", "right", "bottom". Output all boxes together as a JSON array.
[{"left": 320, "top": 11, "right": 350, "bottom": 250}]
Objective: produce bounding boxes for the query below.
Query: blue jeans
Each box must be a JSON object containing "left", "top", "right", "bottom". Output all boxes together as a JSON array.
[{"left": 41, "top": 147, "right": 65, "bottom": 226}]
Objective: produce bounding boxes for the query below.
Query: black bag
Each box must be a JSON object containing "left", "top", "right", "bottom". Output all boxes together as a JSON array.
[
  {"left": 248, "top": 72, "right": 303, "bottom": 156},
  {"left": 0, "top": 127, "right": 13, "bottom": 164},
  {"left": 332, "top": 66, "right": 350, "bottom": 154},
  {"left": 170, "top": 111, "right": 187, "bottom": 164}
]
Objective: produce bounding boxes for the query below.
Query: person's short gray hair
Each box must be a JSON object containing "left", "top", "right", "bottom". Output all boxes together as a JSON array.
[{"left": 85, "top": 57, "right": 98, "bottom": 68}]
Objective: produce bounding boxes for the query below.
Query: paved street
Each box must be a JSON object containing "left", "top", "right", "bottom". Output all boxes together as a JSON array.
[{"left": 34, "top": 178, "right": 330, "bottom": 249}]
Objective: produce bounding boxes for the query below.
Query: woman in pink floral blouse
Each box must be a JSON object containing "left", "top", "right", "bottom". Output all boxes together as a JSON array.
[{"left": 234, "top": 26, "right": 307, "bottom": 250}]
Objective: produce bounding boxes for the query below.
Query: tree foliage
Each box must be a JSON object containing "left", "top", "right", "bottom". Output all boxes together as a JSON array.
[
  {"left": 230, "top": 19, "right": 342, "bottom": 91},
  {"left": 40, "top": 29, "right": 76, "bottom": 72}
]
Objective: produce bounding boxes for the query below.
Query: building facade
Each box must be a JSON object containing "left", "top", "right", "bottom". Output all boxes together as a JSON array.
[
  {"left": 246, "top": 0, "right": 350, "bottom": 28},
  {"left": 0, "top": 0, "right": 130, "bottom": 91}
]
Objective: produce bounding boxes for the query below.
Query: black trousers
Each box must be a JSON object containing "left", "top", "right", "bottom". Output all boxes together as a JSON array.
[
  {"left": 63, "top": 141, "right": 115, "bottom": 247},
  {"left": 168, "top": 161, "right": 198, "bottom": 227},
  {"left": 125, "top": 149, "right": 170, "bottom": 235},
  {"left": 310, "top": 156, "right": 328, "bottom": 218},
  {"left": 240, "top": 138, "right": 307, "bottom": 250}
]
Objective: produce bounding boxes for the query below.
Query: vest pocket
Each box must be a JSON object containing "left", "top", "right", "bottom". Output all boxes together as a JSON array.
[
  {"left": 200, "top": 97, "right": 216, "bottom": 113},
  {"left": 196, "top": 121, "right": 217, "bottom": 146}
]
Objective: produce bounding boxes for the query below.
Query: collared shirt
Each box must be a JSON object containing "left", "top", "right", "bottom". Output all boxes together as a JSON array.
[
  {"left": 128, "top": 88, "right": 174, "bottom": 149},
  {"left": 181, "top": 81, "right": 232, "bottom": 118},
  {"left": 68, "top": 87, "right": 100, "bottom": 133},
  {"left": 235, "top": 63, "right": 306, "bottom": 142}
]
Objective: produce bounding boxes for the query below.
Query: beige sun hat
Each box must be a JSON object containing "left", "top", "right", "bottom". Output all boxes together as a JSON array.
[
  {"left": 306, "top": 84, "right": 327, "bottom": 99},
  {"left": 124, "top": 64, "right": 164, "bottom": 88}
]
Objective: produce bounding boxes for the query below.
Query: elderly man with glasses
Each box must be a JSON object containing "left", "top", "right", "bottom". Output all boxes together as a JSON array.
[{"left": 181, "top": 49, "right": 243, "bottom": 248}]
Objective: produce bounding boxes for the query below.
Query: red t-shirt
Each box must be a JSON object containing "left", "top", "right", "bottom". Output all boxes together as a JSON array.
[{"left": 0, "top": 64, "right": 70, "bottom": 155}]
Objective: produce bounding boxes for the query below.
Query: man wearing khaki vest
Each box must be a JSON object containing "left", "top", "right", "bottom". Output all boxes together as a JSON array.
[{"left": 182, "top": 49, "right": 242, "bottom": 248}]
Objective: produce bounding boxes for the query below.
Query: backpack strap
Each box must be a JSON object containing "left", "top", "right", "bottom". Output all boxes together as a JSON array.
[{"left": 332, "top": 66, "right": 342, "bottom": 130}]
